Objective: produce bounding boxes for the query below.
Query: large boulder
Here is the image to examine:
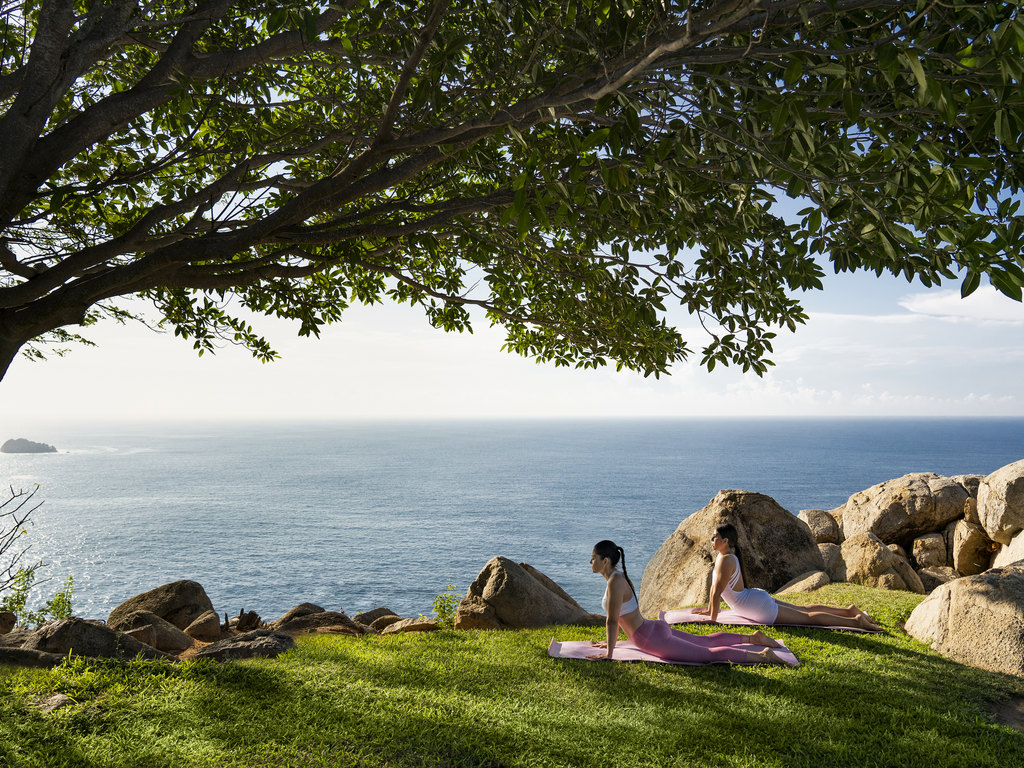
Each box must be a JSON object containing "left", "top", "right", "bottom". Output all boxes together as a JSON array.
[
  {"left": 192, "top": 629, "right": 294, "bottom": 661},
  {"left": 798, "top": 509, "right": 842, "bottom": 544},
  {"left": 837, "top": 473, "right": 970, "bottom": 547},
  {"left": 905, "top": 562, "right": 1024, "bottom": 676},
  {"left": 638, "top": 490, "right": 824, "bottom": 615},
  {"left": 0, "top": 611, "right": 14, "bottom": 634},
  {"left": 15, "top": 619, "right": 174, "bottom": 661},
  {"left": 952, "top": 520, "right": 994, "bottom": 576},
  {"left": 108, "top": 580, "right": 215, "bottom": 631},
  {"left": 454, "top": 557, "right": 602, "bottom": 630},
  {"left": 354, "top": 607, "right": 398, "bottom": 627},
  {"left": 108, "top": 610, "right": 193, "bottom": 653},
  {"left": 917, "top": 566, "right": 961, "bottom": 593},
  {"left": 838, "top": 533, "right": 925, "bottom": 594},
  {"left": 0, "top": 647, "right": 65, "bottom": 668},
  {"left": 978, "top": 459, "right": 1024, "bottom": 545},
  {"left": 912, "top": 533, "right": 948, "bottom": 569}
]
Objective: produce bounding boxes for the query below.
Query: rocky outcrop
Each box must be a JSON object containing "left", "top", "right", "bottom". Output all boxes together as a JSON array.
[
  {"left": 0, "top": 611, "right": 14, "bottom": 634},
  {"left": 192, "top": 629, "right": 294, "bottom": 661},
  {"left": 978, "top": 459, "right": 1024, "bottom": 545},
  {"left": 369, "top": 614, "right": 404, "bottom": 632},
  {"left": 381, "top": 617, "right": 440, "bottom": 634},
  {"left": 905, "top": 562, "right": 1024, "bottom": 676},
  {"left": 798, "top": 509, "right": 842, "bottom": 544},
  {"left": 274, "top": 610, "right": 365, "bottom": 636},
  {"left": 12, "top": 619, "right": 174, "bottom": 661},
  {"left": 0, "top": 647, "right": 65, "bottom": 667},
  {"left": 818, "top": 543, "right": 843, "bottom": 582},
  {"left": 777, "top": 570, "right": 830, "bottom": 594},
  {"left": 1, "top": 438, "right": 56, "bottom": 453},
  {"left": 108, "top": 610, "right": 193, "bottom": 653},
  {"left": 354, "top": 607, "right": 397, "bottom": 627},
  {"left": 454, "top": 557, "right": 601, "bottom": 630},
  {"left": 108, "top": 580, "right": 215, "bottom": 631},
  {"left": 638, "top": 490, "right": 824, "bottom": 615},
  {"left": 838, "top": 533, "right": 925, "bottom": 593},
  {"left": 837, "top": 473, "right": 970, "bottom": 547}
]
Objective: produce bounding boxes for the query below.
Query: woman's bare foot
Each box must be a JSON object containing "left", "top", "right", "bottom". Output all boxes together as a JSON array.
[
  {"left": 857, "top": 613, "right": 882, "bottom": 632},
  {"left": 750, "top": 630, "right": 783, "bottom": 649}
]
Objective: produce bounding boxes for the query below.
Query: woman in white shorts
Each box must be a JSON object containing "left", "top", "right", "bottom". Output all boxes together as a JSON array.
[{"left": 695, "top": 524, "right": 881, "bottom": 631}]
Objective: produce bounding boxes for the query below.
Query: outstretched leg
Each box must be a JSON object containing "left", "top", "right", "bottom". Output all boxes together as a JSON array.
[
  {"left": 670, "top": 626, "right": 783, "bottom": 649},
  {"left": 773, "top": 599, "right": 868, "bottom": 619},
  {"left": 775, "top": 603, "right": 881, "bottom": 631}
]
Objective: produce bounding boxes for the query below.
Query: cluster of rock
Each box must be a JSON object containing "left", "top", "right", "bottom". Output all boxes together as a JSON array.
[{"left": 0, "top": 578, "right": 442, "bottom": 667}]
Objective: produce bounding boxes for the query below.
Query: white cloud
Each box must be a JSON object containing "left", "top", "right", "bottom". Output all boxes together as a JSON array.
[{"left": 897, "top": 286, "right": 1024, "bottom": 324}]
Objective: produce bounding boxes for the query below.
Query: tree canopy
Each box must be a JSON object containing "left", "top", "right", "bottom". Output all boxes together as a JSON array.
[{"left": 0, "top": 0, "right": 1021, "bottom": 383}]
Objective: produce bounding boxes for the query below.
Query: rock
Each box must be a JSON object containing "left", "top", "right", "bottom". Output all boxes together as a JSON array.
[
  {"left": 17, "top": 619, "right": 174, "bottom": 661},
  {"left": 184, "top": 610, "right": 221, "bottom": 642},
  {"left": 818, "top": 543, "right": 844, "bottom": 582},
  {"left": 107, "top": 610, "right": 193, "bottom": 653},
  {"left": 917, "top": 566, "right": 961, "bottom": 593},
  {"left": 381, "top": 617, "right": 441, "bottom": 634},
  {"left": 235, "top": 609, "right": 262, "bottom": 632},
  {"left": 108, "top": 580, "right": 215, "bottom": 631},
  {"left": 992, "top": 530, "right": 1024, "bottom": 569},
  {"left": 274, "top": 611, "right": 365, "bottom": 636},
  {"left": 369, "top": 614, "right": 404, "bottom": 632},
  {"left": 36, "top": 693, "right": 76, "bottom": 713},
  {"left": 943, "top": 520, "right": 958, "bottom": 568},
  {"left": 0, "top": 647, "right": 64, "bottom": 668},
  {"left": 454, "top": 557, "right": 602, "bottom": 630},
  {"left": 1, "top": 438, "right": 57, "bottom": 453},
  {"left": 839, "top": 473, "right": 970, "bottom": 546},
  {"left": 798, "top": 509, "right": 842, "bottom": 544},
  {"left": 978, "top": 459, "right": 1024, "bottom": 545},
  {"left": 777, "top": 570, "right": 831, "bottom": 594},
  {"left": 0, "top": 611, "right": 15, "bottom": 634},
  {"left": 274, "top": 603, "right": 325, "bottom": 626},
  {"left": 353, "top": 607, "right": 397, "bottom": 626},
  {"left": 905, "top": 562, "right": 1024, "bottom": 676},
  {"left": 952, "top": 520, "right": 995, "bottom": 576},
  {"left": 827, "top": 506, "right": 846, "bottom": 538},
  {"left": 838, "top": 533, "right": 925, "bottom": 593},
  {"left": 888, "top": 543, "right": 907, "bottom": 560},
  {"left": 912, "top": 533, "right": 948, "bottom": 569},
  {"left": 192, "top": 629, "right": 294, "bottom": 661},
  {"left": 639, "top": 490, "right": 825, "bottom": 615}
]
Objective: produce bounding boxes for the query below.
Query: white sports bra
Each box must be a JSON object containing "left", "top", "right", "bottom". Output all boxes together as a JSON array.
[{"left": 602, "top": 581, "right": 639, "bottom": 615}]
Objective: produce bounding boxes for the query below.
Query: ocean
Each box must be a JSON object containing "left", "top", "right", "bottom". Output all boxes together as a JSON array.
[{"left": 2, "top": 418, "right": 1022, "bottom": 622}]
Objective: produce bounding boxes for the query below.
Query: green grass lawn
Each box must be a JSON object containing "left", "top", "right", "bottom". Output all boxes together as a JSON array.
[{"left": 2, "top": 584, "right": 1022, "bottom": 768}]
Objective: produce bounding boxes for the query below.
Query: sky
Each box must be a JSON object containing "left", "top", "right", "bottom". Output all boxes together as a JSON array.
[{"left": 1, "top": 266, "right": 1023, "bottom": 430}]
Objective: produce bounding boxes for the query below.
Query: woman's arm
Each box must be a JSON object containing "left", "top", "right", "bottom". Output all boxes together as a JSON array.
[
  {"left": 706, "top": 556, "right": 729, "bottom": 622},
  {"left": 602, "top": 574, "right": 624, "bottom": 659}
]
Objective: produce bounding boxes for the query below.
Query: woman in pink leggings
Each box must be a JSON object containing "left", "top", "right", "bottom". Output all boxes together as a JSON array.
[{"left": 587, "top": 539, "right": 791, "bottom": 665}]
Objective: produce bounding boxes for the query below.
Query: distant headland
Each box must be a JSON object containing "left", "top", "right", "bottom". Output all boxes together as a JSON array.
[{"left": 1, "top": 438, "right": 57, "bottom": 453}]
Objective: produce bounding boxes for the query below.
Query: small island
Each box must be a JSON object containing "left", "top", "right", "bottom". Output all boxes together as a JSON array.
[{"left": 1, "top": 437, "right": 58, "bottom": 454}]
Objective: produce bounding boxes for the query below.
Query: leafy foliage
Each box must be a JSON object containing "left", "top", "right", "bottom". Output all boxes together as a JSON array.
[
  {"left": 0, "top": 0, "right": 1022, "bottom": 380},
  {"left": 0, "top": 568, "right": 75, "bottom": 628},
  {"left": 430, "top": 583, "right": 461, "bottom": 628}
]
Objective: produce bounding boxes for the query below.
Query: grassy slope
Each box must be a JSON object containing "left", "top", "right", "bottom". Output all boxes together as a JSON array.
[{"left": 1, "top": 584, "right": 1022, "bottom": 768}]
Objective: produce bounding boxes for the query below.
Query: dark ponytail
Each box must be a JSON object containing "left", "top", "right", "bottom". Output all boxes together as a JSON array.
[
  {"left": 716, "top": 524, "right": 750, "bottom": 586},
  {"left": 594, "top": 539, "right": 638, "bottom": 602}
]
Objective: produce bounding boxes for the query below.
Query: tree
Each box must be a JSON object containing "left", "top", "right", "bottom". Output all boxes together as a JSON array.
[{"left": 0, "top": 0, "right": 1021, "bottom": 382}]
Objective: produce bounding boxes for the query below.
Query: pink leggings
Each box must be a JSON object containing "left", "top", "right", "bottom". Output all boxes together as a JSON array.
[{"left": 630, "top": 619, "right": 754, "bottom": 664}]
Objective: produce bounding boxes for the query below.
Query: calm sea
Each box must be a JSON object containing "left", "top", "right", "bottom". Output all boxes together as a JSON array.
[{"left": 2, "top": 419, "right": 1022, "bottom": 622}]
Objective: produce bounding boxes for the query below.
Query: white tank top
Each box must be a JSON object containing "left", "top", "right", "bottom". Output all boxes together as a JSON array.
[{"left": 602, "top": 581, "right": 639, "bottom": 615}]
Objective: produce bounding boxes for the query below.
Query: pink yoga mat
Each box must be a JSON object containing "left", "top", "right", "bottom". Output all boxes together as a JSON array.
[
  {"left": 659, "top": 608, "right": 881, "bottom": 633},
  {"left": 547, "top": 637, "right": 799, "bottom": 667}
]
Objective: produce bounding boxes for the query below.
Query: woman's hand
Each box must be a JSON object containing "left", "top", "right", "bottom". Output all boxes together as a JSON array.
[{"left": 590, "top": 641, "right": 607, "bottom": 649}]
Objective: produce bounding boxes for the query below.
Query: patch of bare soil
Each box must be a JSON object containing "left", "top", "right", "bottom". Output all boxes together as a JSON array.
[{"left": 988, "top": 697, "right": 1024, "bottom": 732}]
